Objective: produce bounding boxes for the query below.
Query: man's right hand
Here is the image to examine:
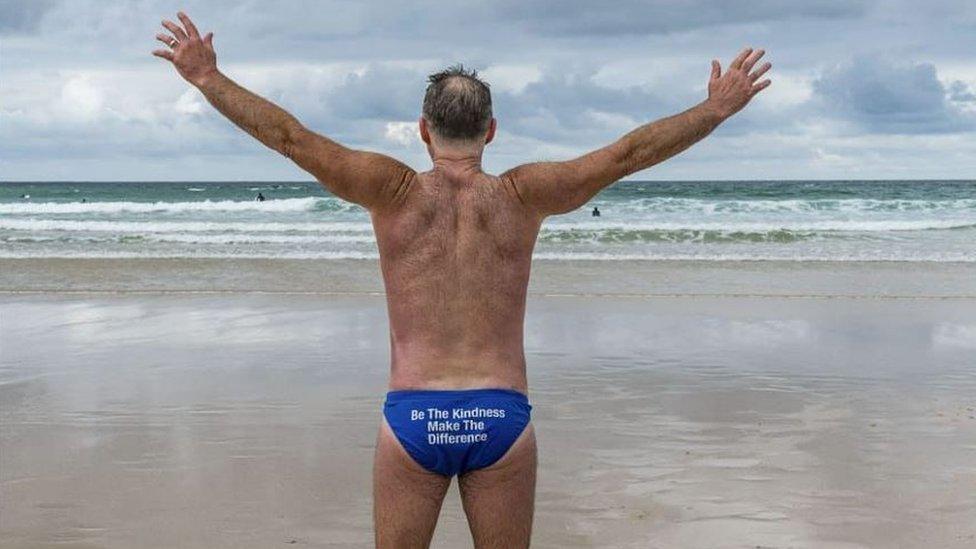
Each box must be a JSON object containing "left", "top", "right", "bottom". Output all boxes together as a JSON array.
[
  {"left": 704, "top": 48, "right": 772, "bottom": 120},
  {"left": 152, "top": 12, "right": 219, "bottom": 88},
  {"left": 504, "top": 48, "right": 773, "bottom": 217}
]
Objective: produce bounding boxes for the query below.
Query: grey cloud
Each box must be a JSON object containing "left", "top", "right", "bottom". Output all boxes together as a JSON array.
[
  {"left": 948, "top": 81, "right": 976, "bottom": 103},
  {"left": 2, "top": 0, "right": 975, "bottom": 180},
  {"left": 491, "top": 0, "right": 867, "bottom": 36},
  {"left": 493, "top": 70, "right": 670, "bottom": 145},
  {"left": 865, "top": 0, "right": 976, "bottom": 23},
  {"left": 491, "top": 65, "right": 790, "bottom": 145},
  {"left": 811, "top": 56, "right": 975, "bottom": 134},
  {"left": 326, "top": 66, "right": 424, "bottom": 122},
  {"left": 0, "top": 0, "right": 58, "bottom": 34},
  {"left": 306, "top": 63, "right": 690, "bottom": 148},
  {"left": 1, "top": 106, "right": 244, "bottom": 161}
]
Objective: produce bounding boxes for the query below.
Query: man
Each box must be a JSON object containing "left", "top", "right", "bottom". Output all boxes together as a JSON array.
[{"left": 154, "top": 12, "right": 770, "bottom": 548}]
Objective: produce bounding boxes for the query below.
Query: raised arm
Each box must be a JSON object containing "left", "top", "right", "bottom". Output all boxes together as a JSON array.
[
  {"left": 152, "top": 12, "right": 414, "bottom": 209},
  {"left": 503, "top": 48, "right": 772, "bottom": 216}
]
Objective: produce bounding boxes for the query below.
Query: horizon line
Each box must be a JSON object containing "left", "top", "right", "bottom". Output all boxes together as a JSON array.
[{"left": 2, "top": 178, "right": 974, "bottom": 184}]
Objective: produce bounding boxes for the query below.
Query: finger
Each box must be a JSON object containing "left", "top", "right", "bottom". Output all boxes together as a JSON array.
[
  {"left": 161, "top": 20, "right": 187, "bottom": 41},
  {"left": 152, "top": 49, "right": 175, "bottom": 61},
  {"left": 741, "top": 49, "right": 765, "bottom": 72},
  {"left": 710, "top": 59, "right": 721, "bottom": 80},
  {"left": 730, "top": 47, "right": 752, "bottom": 70},
  {"left": 751, "top": 79, "right": 772, "bottom": 95},
  {"left": 177, "top": 11, "right": 200, "bottom": 38},
  {"left": 749, "top": 62, "right": 771, "bottom": 82},
  {"left": 203, "top": 32, "right": 214, "bottom": 47},
  {"left": 156, "top": 33, "right": 178, "bottom": 48}
]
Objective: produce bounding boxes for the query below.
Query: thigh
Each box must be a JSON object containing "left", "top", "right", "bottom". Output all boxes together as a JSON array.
[
  {"left": 457, "top": 424, "right": 537, "bottom": 549},
  {"left": 373, "top": 418, "right": 452, "bottom": 549}
]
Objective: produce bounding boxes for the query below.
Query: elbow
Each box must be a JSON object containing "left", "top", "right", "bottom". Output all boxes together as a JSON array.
[
  {"left": 277, "top": 120, "right": 307, "bottom": 159},
  {"left": 612, "top": 142, "right": 643, "bottom": 178}
]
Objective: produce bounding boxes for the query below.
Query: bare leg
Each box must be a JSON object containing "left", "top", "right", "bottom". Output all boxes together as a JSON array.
[
  {"left": 373, "top": 419, "right": 452, "bottom": 549},
  {"left": 458, "top": 424, "right": 537, "bottom": 549}
]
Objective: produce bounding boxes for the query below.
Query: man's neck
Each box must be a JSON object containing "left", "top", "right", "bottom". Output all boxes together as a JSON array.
[{"left": 430, "top": 151, "right": 485, "bottom": 178}]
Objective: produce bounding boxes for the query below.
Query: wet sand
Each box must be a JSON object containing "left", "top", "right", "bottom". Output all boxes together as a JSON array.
[
  {"left": 2, "top": 287, "right": 975, "bottom": 548},
  {"left": 2, "top": 257, "right": 976, "bottom": 297}
]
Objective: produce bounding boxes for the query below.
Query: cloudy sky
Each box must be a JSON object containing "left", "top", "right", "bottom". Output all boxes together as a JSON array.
[{"left": 2, "top": 0, "right": 974, "bottom": 181}]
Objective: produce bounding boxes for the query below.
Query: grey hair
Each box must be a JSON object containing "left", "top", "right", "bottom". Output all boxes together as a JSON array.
[{"left": 422, "top": 64, "right": 493, "bottom": 141}]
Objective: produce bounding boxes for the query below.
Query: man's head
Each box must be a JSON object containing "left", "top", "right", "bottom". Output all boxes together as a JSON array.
[{"left": 420, "top": 65, "right": 496, "bottom": 155}]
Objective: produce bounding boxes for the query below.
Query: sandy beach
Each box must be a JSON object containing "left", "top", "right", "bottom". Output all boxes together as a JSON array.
[
  {"left": 2, "top": 259, "right": 975, "bottom": 548},
  {"left": 3, "top": 0, "right": 974, "bottom": 544}
]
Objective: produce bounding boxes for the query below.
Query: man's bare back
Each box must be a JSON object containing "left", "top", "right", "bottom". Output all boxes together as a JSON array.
[
  {"left": 154, "top": 12, "right": 771, "bottom": 547},
  {"left": 372, "top": 168, "right": 539, "bottom": 393}
]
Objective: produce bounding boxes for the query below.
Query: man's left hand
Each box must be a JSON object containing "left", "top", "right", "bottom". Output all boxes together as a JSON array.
[{"left": 152, "top": 12, "right": 219, "bottom": 88}]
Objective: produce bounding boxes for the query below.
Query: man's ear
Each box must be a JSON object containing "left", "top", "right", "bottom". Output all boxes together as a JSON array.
[
  {"left": 484, "top": 118, "right": 497, "bottom": 145},
  {"left": 419, "top": 117, "right": 431, "bottom": 145}
]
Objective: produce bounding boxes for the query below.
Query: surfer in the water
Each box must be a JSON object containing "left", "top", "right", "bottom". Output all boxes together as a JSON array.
[{"left": 154, "top": 12, "right": 770, "bottom": 547}]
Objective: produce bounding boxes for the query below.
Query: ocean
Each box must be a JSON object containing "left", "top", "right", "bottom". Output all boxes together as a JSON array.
[{"left": 1, "top": 180, "right": 974, "bottom": 262}]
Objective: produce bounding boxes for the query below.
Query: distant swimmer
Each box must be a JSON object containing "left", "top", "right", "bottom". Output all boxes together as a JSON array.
[
  {"left": 256, "top": 192, "right": 266, "bottom": 201},
  {"left": 20, "top": 194, "right": 30, "bottom": 199},
  {"left": 592, "top": 206, "right": 601, "bottom": 217},
  {"left": 154, "top": 11, "right": 771, "bottom": 546}
]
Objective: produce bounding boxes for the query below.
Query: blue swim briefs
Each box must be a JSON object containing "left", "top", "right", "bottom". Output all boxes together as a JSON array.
[{"left": 383, "top": 388, "right": 532, "bottom": 477}]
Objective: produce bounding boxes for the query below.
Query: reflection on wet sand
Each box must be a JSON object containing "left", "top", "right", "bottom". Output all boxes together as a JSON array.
[{"left": 2, "top": 295, "right": 975, "bottom": 548}]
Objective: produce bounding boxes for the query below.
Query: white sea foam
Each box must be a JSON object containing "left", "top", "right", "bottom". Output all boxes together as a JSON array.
[
  {"left": 0, "top": 197, "right": 329, "bottom": 214},
  {"left": 602, "top": 197, "right": 976, "bottom": 214},
  {"left": 0, "top": 250, "right": 383, "bottom": 260},
  {"left": 246, "top": 186, "right": 306, "bottom": 191},
  {"left": 5, "top": 197, "right": 973, "bottom": 217},
  {"left": 541, "top": 220, "right": 976, "bottom": 232},
  {"left": 1, "top": 234, "right": 375, "bottom": 244},
  {"left": 532, "top": 251, "right": 976, "bottom": 262},
  {"left": 2, "top": 187, "right": 973, "bottom": 263},
  {"left": 3, "top": 217, "right": 973, "bottom": 235},
  {"left": 0, "top": 219, "right": 373, "bottom": 233},
  {"left": 1, "top": 249, "right": 973, "bottom": 262},
  {"left": 145, "top": 233, "right": 376, "bottom": 244}
]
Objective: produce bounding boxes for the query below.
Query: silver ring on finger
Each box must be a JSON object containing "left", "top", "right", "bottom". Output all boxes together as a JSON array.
[{"left": 171, "top": 39, "right": 179, "bottom": 47}]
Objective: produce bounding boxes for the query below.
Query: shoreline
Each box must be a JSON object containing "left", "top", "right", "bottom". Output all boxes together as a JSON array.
[
  {"left": 3, "top": 289, "right": 974, "bottom": 300},
  {"left": 3, "top": 257, "right": 975, "bottom": 297}
]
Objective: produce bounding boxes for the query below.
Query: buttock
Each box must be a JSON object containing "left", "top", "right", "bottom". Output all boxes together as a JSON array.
[{"left": 382, "top": 388, "right": 532, "bottom": 477}]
